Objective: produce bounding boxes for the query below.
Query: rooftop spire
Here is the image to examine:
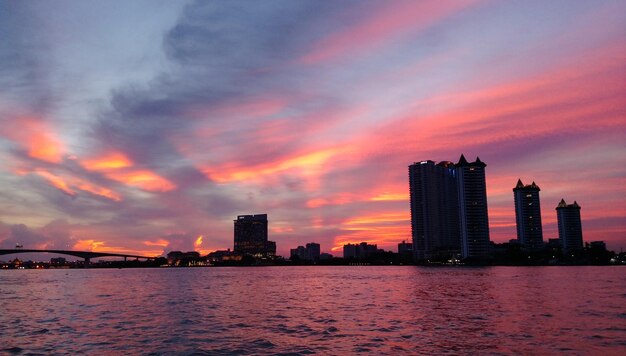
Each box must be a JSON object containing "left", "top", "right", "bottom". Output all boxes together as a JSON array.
[
  {"left": 556, "top": 199, "right": 581, "bottom": 209},
  {"left": 457, "top": 154, "right": 468, "bottom": 166},
  {"left": 471, "top": 156, "right": 487, "bottom": 167}
]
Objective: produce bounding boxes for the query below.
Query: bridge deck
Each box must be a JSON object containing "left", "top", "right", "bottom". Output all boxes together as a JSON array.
[{"left": 0, "top": 249, "right": 154, "bottom": 260}]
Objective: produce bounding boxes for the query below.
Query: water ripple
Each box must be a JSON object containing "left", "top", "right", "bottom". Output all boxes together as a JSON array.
[{"left": 1, "top": 266, "right": 625, "bottom": 354}]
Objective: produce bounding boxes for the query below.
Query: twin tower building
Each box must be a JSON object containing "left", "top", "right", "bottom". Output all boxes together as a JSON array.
[
  {"left": 409, "top": 155, "right": 583, "bottom": 262},
  {"left": 409, "top": 155, "right": 489, "bottom": 261}
]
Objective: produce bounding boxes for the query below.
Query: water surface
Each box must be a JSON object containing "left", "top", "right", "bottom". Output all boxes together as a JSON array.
[{"left": 1, "top": 266, "right": 625, "bottom": 354}]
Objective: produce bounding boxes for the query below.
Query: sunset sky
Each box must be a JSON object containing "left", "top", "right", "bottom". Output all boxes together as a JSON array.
[{"left": 1, "top": 0, "right": 625, "bottom": 257}]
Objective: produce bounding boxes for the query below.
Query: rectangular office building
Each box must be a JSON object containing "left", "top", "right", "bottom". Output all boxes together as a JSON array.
[{"left": 234, "top": 214, "right": 276, "bottom": 257}]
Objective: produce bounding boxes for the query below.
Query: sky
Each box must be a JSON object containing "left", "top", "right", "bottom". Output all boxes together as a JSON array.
[{"left": 0, "top": 0, "right": 625, "bottom": 258}]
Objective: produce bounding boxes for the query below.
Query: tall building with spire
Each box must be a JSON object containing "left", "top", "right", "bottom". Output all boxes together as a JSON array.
[
  {"left": 408, "top": 160, "right": 460, "bottom": 261},
  {"left": 513, "top": 179, "right": 544, "bottom": 250},
  {"left": 456, "top": 155, "right": 491, "bottom": 259},
  {"left": 408, "top": 155, "right": 490, "bottom": 261},
  {"left": 556, "top": 199, "right": 583, "bottom": 255}
]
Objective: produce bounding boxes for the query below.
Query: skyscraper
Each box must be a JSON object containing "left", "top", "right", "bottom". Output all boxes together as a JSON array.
[
  {"left": 408, "top": 160, "right": 460, "bottom": 261},
  {"left": 556, "top": 199, "right": 583, "bottom": 255},
  {"left": 456, "top": 155, "right": 490, "bottom": 259},
  {"left": 513, "top": 179, "right": 544, "bottom": 250},
  {"left": 305, "top": 243, "right": 321, "bottom": 261},
  {"left": 233, "top": 214, "right": 276, "bottom": 257}
]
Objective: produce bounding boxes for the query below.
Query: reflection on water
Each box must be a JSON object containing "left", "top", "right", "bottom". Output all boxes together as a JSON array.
[{"left": 1, "top": 267, "right": 625, "bottom": 354}]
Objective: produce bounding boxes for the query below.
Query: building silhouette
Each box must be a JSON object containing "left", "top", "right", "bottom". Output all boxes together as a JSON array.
[
  {"left": 290, "top": 246, "right": 306, "bottom": 260},
  {"left": 290, "top": 242, "right": 321, "bottom": 261},
  {"left": 456, "top": 155, "right": 491, "bottom": 259},
  {"left": 408, "top": 160, "right": 460, "bottom": 260},
  {"left": 319, "top": 252, "right": 333, "bottom": 260},
  {"left": 207, "top": 249, "right": 242, "bottom": 264},
  {"left": 397, "top": 240, "right": 413, "bottom": 255},
  {"left": 166, "top": 251, "right": 201, "bottom": 266},
  {"left": 233, "top": 214, "right": 276, "bottom": 258},
  {"left": 305, "top": 243, "right": 320, "bottom": 261},
  {"left": 556, "top": 199, "right": 583, "bottom": 255},
  {"left": 343, "top": 242, "right": 379, "bottom": 259},
  {"left": 513, "top": 179, "right": 544, "bottom": 250},
  {"left": 408, "top": 155, "right": 490, "bottom": 262},
  {"left": 50, "top": 257, "right": 66, "bottom": 265}
]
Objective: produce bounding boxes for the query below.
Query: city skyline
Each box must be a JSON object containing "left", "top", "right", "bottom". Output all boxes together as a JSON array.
[{"left": 1, "top": 1, "right": 625, "bottom": 257}]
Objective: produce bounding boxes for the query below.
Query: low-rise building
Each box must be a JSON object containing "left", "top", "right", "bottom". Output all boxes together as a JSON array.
[
  {"left": 343, "top": 242, "right": 379, "bottom": 259},
  {"left": 290, "top": 242, "right": 321, "bottom": 261}
]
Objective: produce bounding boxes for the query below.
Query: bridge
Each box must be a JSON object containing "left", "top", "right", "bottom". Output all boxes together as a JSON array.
[{"left": 0, "top": 249, "right": 155, "bottom": 266}]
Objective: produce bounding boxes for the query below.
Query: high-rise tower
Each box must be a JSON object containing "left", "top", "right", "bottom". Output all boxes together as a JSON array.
[
  {"left": 408, "top": 160, "right": 460, "bottom": 261},
  {"left": 234, "top": 214, "right": 276, "bottom": 257},
  {"left": 513, "top": 179, "right": 544, "bottom": 250},
  {"left": 556, "top": 199, "right": 583, "bottom": 255},
  {"left": 456, "top": 155, "right": 490, "bottom": 259}
]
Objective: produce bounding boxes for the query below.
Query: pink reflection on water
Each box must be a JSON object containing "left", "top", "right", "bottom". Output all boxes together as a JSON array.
[{"left": 0, "top": 267, "right": 624, "bottom": 354}]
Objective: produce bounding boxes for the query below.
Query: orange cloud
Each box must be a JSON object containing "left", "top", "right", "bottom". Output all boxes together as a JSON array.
[
  {"left": 344, "top": 212, "right": 410, "bottom": 226},
  {"left": 305, "top": 183, "right": 408, "bottom": 209},
  {"left": 205, "top": 148, "right": 340, "bottom": 183},
  {"left": 35, "top": 170, "right": 75, "bottom": 197},
  {"left": 28, "top": 134, "right": 64, "bottom": 163},
  {"left": 143, "top": 239, "right": 170, "bottom": 247},
  {"left": 81, "top": 152, "right": 133, "bottom": 170},
  {"left": 370, "top": 192, "right": 407, "bottom": 202},
  {"left": 193, "top": 235, "right": 216, "bottom": 255},
  {"left": 73, "top": 179, "right": 122, "bottom": 201},
  {"left": 328, "top": 211, "right": 411, "bottom": 253},
  {"left": 81, "top": 151, "right": 175, "bottom": 192},
  {"left": 72, "top": 239, "right": 163, "bottom": 256},
  {"left": 73, "top": 239, "right": 106, "bottom": 251},
  {"left": 2, "top": 117, "right": 65, "bottom": 163},
  {"left": 34, "top": 169, "right": 122, "bottom": 201},
  {"left": 194, "top": 235, "right": 203, "bottom": 248},
  {"left": 105, "top": 170, "right": 176, "bottom": 192}
]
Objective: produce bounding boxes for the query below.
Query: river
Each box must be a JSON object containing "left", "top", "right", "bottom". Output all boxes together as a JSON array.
[{"left": 1, "top": 266, "right": 625, "bottom": 354}]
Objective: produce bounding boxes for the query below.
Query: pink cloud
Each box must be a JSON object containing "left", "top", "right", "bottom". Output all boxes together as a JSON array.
[{"left": 300, "top": 0, "right": 482, "bottom": 64}]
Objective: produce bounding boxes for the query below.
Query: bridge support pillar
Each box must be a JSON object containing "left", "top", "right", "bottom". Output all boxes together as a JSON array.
[{"left": 84, "top": 257, "right": 90, "bottom": 268}]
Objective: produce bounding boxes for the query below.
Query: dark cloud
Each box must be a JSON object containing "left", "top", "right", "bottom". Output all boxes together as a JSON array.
[
  {"left": 163, "top": 0, "right": 351, "bottom": 68},
  {"left": 162, "top": 232, "right": 197, "bottom": 253},
  {"left": 77, "top": 1, "right": 369, "bottom": 237},
  {"left": 93, "top": 0, "right": 363, "bottom": 166},
  {"left": 0, "top": 223, "right": 49, "bottom": 249},
  {"left": 0, "top": 2, "right": 56, "bottom": 114}
]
